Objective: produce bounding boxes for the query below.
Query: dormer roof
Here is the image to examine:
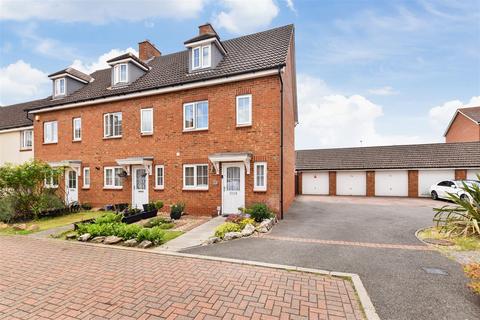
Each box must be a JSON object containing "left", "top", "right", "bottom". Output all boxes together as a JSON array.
[
  {"left": 107, "top": 52, "right": 149, "bottom": 71},
  {"left": 48, "top": 67, "right": 93, "bottom": 83}
]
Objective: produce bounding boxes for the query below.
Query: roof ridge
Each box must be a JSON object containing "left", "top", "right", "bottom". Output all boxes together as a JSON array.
[{"left": 296, "top": 141, "right": 480, "bottom": 152}]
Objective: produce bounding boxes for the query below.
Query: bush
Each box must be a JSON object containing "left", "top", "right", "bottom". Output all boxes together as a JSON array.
[
  {"left": 77, "top": 222, "right": 117, "bottom": 238},
  {"left": 238, "top": 218, "right": 255, "bottom": 229},
  {"left": 214, "top": 222, "right": 241, "bottom": 238},
  {"left": 94, "top": 212, "right": 123, "bottom": 224},
  {"left": 154, "top": 201, "right": 164, "bottom": 210},
  {"left": 170, "top": 202, "right": 185, "bottom": 220},
  {"left": 143, "top": 217, "right": 171, "bottom": 228},
  {"left": 225, "top": 215, "right": 255, "bottom": 229},
  {"left": 137, "top": 226, "right": 165, "bottom": 244},
  {"left": 81, "top": 203, "right": 93, "bottom": 210},
  {"left": 115, "top": 224, "right": 142, "bottom": 240},
  {"left": 0, "top": 196, "right": 15, "bottom": 223},
  {"left": 464, "top": 263, "right": 480, "bottom": 295},
  {"left": 249, "top": 203, "right": 273, "bottom": 222},
  {"left": 157, "top": 222, "right": 175, "bottom": 229}
]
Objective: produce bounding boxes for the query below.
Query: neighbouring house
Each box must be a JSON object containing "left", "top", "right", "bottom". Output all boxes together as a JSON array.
[
  {"left": 444, "top": 106, "right": 480, "bottom": 143},
  {"left": 296, "top": 142, "right": 480, "bottom": 198},
  {"left": 0, "top": 99, "right": 47, "bottom": 165},
  {"left": 20, "top": 24, "right": 297, "bottom": 217}
]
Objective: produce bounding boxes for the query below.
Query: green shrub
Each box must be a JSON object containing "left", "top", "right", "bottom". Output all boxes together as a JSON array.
[
  {"left": 137, "top": 226, "right": 165, "bottom": 244},
  {"left": 249, "top": 203, "right": 273, "bottom": 222},
  {"left": 77, "top": 222, "right": 117, "bottom": 238},
  {"left": 154, "top": 201, "right": 164, "bottom": 210},
  {"left": 115, "top": 224, "right": 142, "bottom": 240},
  {"left": 144, "top": 217, "right": 168, "bottom": 228},
  {"left": 170, "top": 202, "right": 185, "bottom": 219},
  {"left": 81, "top": 203, "right": 93, "bottom": 210},
  {"left": 157, "top": 222, "right": 174, "bottom": 229},
  {"left": 214, "top": 222, "right": 241, "bottom": 238},
  {"left": 0, "top": 196, "right": 15, "bottom": 223},
  {"left": 238, "top": 218, "right": 255, "bottom": 229},
  {"left": 94, "top": 212, "right": 123, "bottom": 224}
]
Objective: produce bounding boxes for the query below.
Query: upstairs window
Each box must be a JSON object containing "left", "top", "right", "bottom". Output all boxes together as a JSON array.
[
  {"left": 43, "top": 121, "right": 58, "bottom": 144},
  {"left": 140, "top": 108, "right": 153, "bottom": 134},
  {"left": 73, "top": 117, "right": 82, "bottom": 141},
  {"left": 20, "top": 129, "right": 33, "bottom": 150},
  {"left": 54, "top": 78, "right": 66, "bottom": 96},
  {"left": 104, "top": 112, "right": 122, "bottom": 138},
  {"left": 183, "top": 101, "right": 208, "bottom": 131},
  {"left": 113, "top": 63, "right": 128, "bottom": 85},
  {"left": 236, "top": 94, "right": 252, "bottom": 126},
  {"left": 192, "top": 45, "right": 211, "bottom": 70}
]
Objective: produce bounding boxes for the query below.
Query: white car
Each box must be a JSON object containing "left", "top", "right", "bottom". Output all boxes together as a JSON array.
[{"left": 430, "top": 180, "right": 479, "bottom": 202}]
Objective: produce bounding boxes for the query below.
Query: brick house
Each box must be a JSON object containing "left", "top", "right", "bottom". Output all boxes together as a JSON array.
[
  {"left": 444, "top": 106, "right": 480, "bottom": 143},
  {"left": 24, "top": 24, "right": 297, "bottom": 217}
]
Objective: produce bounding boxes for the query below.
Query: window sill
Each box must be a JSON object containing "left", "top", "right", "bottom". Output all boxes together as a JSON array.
[
  {"left": 43, "top": 142, "right": 58, "bottom": 145},
  {"left": 154, "top": 187, "right": 164, "bottom": 191},
  {"left": 254, "top": 188, "right": 267, "bottom": 193},
  {"left": 45, "top": 186, "right": 59, "bottom": 189},
  {"left": 19, "top": 148, "right": 33, "bottom": 152},
  {"left": 182, "top": 187, "right": 209, "bottom": 191},
  {"left": 82, "top": 187, "right": 90, "bottom": 190},
  {"left": 103, "top": 187, "right": 123, "bottom": 190},
  {"left": 236, "top": 123, "right": 252, "bottom": 128},
  {"left": 72, "top": 139, "right": 82, "bottom": 143},
  {"left": 141, "top": 132, "right": 153, "bottom": 136},
  {"left": 103, "top": 136, "right": 122, "bottom": 140},
  {"left": 183, "top": 128, "right": 208, "bottom": 133}
]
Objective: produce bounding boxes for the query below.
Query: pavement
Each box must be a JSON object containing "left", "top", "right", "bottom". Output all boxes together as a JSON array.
[
  {"left": 186, "top": 196, "right": 480, "bottom": 320},
  {"left": 154, "top": 216, "right": 225, "bottom": 252},
  {"left": 0, "top": 235, "right": 364, "bottom": 320}
]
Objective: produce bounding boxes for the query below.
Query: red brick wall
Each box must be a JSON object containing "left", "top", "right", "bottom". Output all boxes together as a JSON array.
[
  {"left": 366, "top": 171, "right": 375, "bottom": 196},
  {"left": 445, "top": 113, "right": 480, "bottom": 143},
  {"left": 408, "top": 170, "right": 419, "bottom": 197},
  {"left": 138, "top": 41, "right": 161, "bottom": 61},
  {"left": 296, "top": 172, "right": 302, "bottom": 195},
  {"left": 281, "top": 34, "right": 297, "bottom": 215},
  {"left": 329, "top": 171, "right": 336, "bottom": 196},
  {"left": 34, "top": 76, "right": 288, "bottom": 216},
  {"left": 455, "top": 169, "right": 467, "bottom": 180}
]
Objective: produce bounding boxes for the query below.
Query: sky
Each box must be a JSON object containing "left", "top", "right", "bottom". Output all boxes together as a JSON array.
[{"left": 0, "top": 0, "right": 479, "bottom": 149}]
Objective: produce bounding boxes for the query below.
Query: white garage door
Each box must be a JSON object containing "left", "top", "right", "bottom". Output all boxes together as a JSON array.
[
  {"left": 467, "top": 169, "right": 480, "bottom": 180},
  {"left": 337, "top": 171, "right": 366, "bottom": 196},
  {"left": 375, "top": 171, "right": 408, "bottom": 197},
  {"left": 418, "top": 170, "right": 455, "bottom": 197},
  {"left": 302, "top": 172, "right": 329, "bottom": 195}
]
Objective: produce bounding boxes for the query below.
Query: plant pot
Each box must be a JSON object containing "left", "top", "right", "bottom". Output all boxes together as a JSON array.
[
  {"left": 143, "top": 209, "right": 158, "bottom": 219},
  {"left": 170, "top": 210, "right": 182, "bottom": 220}
]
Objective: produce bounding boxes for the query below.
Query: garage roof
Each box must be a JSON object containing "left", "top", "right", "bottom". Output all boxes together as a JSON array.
[{"left": 296, "top": 141, "right": 480, "bottom": 171}]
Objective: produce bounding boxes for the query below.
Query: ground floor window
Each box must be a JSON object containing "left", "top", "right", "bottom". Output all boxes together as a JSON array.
[
  {"left": 155, "top": 165, "right": 164, "bottom": 189},
  {"left": 183, "top": 164, "right": 208, "bottom": 190},
  {"left": 83, "top": 167, "right": 90, "bottom": 188},
  {"left": 104, "top": 167, "right": 123, "bottom": 188},
  {"left": 44, "top": 173, "right": 58, "bottom": 188},
  {"left": 254, "top": 162, "right": 267, "bottom": 191}
]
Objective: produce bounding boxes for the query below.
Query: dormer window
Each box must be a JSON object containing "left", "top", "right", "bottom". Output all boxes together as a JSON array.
[
  {"left": 113, "top": 64, "right": 128, "bottom": 85},
  {"left": 192, "top": 45, "right": 211, "bottom": 70},
  {"left": 54, "top": 78, "right": 66, "bottom": 96}
]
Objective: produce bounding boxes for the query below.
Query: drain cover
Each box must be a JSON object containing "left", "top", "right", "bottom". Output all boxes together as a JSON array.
[{"left": 422, "top": 267, "right": 449, "bottom": 276}]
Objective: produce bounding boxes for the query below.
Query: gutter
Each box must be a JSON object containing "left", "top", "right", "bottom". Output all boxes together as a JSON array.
[{"left": 278, "top": 66, "right": 284, "bottom": 220}]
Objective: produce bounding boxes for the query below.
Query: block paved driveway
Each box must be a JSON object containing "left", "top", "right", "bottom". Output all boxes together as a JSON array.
[
  {"left": 187, "top": 196, "right": 480, "bottom": 320},
  {"left": 0, "top": 236, "right": 364, "bottom": 320}
]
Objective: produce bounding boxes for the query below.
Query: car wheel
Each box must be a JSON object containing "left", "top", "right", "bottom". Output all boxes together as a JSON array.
[{"left": 431, "top": 191, "right": 438, "bottom": 200}]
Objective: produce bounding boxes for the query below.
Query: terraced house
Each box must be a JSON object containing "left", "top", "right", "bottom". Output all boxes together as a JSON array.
[{"left": 22, "top": 24, "right": 298, "bottom": 217}]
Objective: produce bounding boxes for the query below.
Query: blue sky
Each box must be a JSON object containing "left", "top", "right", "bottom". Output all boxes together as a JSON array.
[{"left": 0, "top": 0, "right": 479, "bottom": 148}]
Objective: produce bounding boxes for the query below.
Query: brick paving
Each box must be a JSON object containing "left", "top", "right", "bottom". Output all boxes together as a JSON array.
[
  {"left": 0, "top": 236, "right": 364, "bottom": 320},
  {"left": 260, "top": 235, "right": 435, "bottom": 251}
]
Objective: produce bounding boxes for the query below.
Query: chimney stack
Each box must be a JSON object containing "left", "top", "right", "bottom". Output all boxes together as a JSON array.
[
  {"left": 138, "top": 40, "right": 161, "bottom": 61},
  {"left": 198, "top": 23, "right": 216, "bottom": 35}
]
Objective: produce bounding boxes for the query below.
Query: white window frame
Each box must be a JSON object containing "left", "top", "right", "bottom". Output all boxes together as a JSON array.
[
  {"left": 20, "top": 129, "right": 33, "bottom": 150},
  {"left": 43, "top": 121, "right": 58, "bottom": 144},
  {"left": 103, "top": 166, "right": 123, "bottom": 189},
  {"left": 54, "top": 78, "right": 66, "bottom": 96},
  {"left": 103, "top": 112, "right": 122, "bottom": 138},
  {"left": 83, "top": 167, "right": 90, "bottom": 188},
  {"left": 155, "top": 165, "right": 164, "bottom": 190},
  {"left": 73, "top": 117, "right": 82, "bottom": 141},
  {"left": 183, "top": 164, "right": 209, "bottom": 190},
  {"left": 236, "top": 94, "right": 252, "bottom": 126},
  {"left": 192, "top": 44, "right": 211, "bottom": 70},
  {"left": 44, "top": 173, "right": 58, "bottom": 189},
  {"left": 254, "top": 162, "right": 267, "bottom": 192},
  {"left": 183, "top": 101, "right": 208, "bottom": 131},
  {"left": 113, "top": 63, "right": 128, "bottom": 85},
  {"left": 140, "top": 108, "right": 153, "bottom": 135}
]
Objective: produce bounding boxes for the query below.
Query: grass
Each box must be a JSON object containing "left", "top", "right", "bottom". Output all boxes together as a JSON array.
[
  {"left": 0, "top": 211, "right": 108, "bottom": 235},
  {"left": 418, "top": 227, "right": 480, "bottom": 251},
  {"left": 162, "top": 230, "right": 184, "bottom": 242}
]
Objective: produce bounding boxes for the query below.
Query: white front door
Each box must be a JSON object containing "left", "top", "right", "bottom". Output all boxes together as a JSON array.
[
  {"left": 222, "top": 163, "right": 245, "bottom": 215},
  {"left": 65, "top": 169, "right": 78, "bottom": 204},
  {"left": 132, "top": 166, "right": 149, "bottom": 209}
]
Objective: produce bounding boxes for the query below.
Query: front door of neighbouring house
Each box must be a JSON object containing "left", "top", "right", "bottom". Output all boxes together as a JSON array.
[
  {"left": 132, "top": 166, "right": 148, "bottom": 209},
  {"left": 65, "top": 169, "right": 78, "bottom": 204},
  {"left": 222, "top": 163, "right": 245, "bottom": 215}
]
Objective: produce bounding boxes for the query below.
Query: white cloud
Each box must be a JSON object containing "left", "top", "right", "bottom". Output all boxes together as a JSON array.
[
  {"left": 0, "top": 60, "right": 50, "bottom": 105},
  {"left": 368, "top": 86, "right": 398, "bottom": 96},
  {"left": 295, "top": 74, "right": 425, "bottom": 149},
  {"left": 70, "top": 48, "right": 138, "bottom": 74},
  {"left": 284, "top": 0, "right": 296, "bottom": 13},
  {"left": 428, "top": 96, "right": 480, "bottom": 134},
  {"left": 214, "top": 0, "right": 279, "bottom": 34},
  {"left": 0, "top": 0, "right": 206, "bottom": 23}
]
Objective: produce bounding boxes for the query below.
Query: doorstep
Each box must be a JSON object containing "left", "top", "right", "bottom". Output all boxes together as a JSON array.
[{"left": 154, "top": 216, "right": 225, "bottom": 252}]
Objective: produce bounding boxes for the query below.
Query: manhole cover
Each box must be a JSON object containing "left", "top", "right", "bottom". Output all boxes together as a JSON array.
[{"left": 422, "top": 267, "right": 449, "bottom": 276}]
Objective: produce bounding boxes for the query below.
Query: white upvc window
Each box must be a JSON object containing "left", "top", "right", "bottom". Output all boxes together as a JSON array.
[
  {"left": 44, "top": 173, "right": 58, "bottom": 189},
  {"left": 113, "top": 63, "right": 128, "bottom": 85},
  {"left": 183, "top": 101, "right": 208, "bottom": 131},
  {"left": 20, "top": 129, "right": 33, "bottom": 150},
  {"left": 43, "top": 121, "right": 58, "bottom": 144},
  {"left": 73, "top": 117, "right": 82, "bottom": 141},
  {"left": 141, "top": 108, "right": 153, "bottom": 134},
  {"left": 54, "top": 78, "right": 66, "bottom": 96},
  {"left": 236, "top": 94, "right": 252, "bottom": 126},
  {"left": 183, "top": 164, "right": 208, "bottom": 190},
  {"left": 104, "top": 112, "right": 122, "bottom": 138},
  {"left": 155, "top": 165, "right": 164, "bottom": 189},
  {"left": 83, "top": 167, "right": 90, "bottom": 188},
  {"left": 254, "top": 162, "right": 267, "bottom": 191},
  {"left": 104, "top": 167, "right": 123, "bottom": 189},
  {"left": 192, "top": 44, "right": 211, "bottom": 70}
]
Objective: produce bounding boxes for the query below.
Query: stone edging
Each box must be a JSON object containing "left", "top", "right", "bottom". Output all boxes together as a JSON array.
[
  {"left": 40, "top": 236, "right": 380, "bottom": 320},
  {"left": 414, "top": 227, "right": 433, "bottom": 246}
]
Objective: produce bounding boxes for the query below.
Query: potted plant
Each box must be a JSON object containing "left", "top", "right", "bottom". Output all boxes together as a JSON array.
[
  {"left": 142, "top": 203, "right": 158, "bottom": 219},
  {"left": 170, "top": 202, "right": 185, "bottom": 220}
]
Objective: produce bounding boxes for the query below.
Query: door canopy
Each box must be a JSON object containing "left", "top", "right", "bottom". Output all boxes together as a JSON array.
[
  {"left": 48, "top": 160, "right": 82, "bottom": 176},
  {"left": 208, "top": 152, "right": 252, "bottom": 175},
  {"left": 115, "top": 157, "right": 153, "bottom": 176}
]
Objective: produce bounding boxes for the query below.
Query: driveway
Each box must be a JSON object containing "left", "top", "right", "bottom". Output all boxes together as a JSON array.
[{"left": 186, "top": 196, "right": 480, "bottom": 320}]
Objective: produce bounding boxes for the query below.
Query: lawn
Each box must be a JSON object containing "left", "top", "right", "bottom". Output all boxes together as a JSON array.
[
  {"left": 0, "top": 211, "right": 108, "bottom": 235},
  {"left": 163, "top": 230, "right": 184, "bottom": 242}
]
